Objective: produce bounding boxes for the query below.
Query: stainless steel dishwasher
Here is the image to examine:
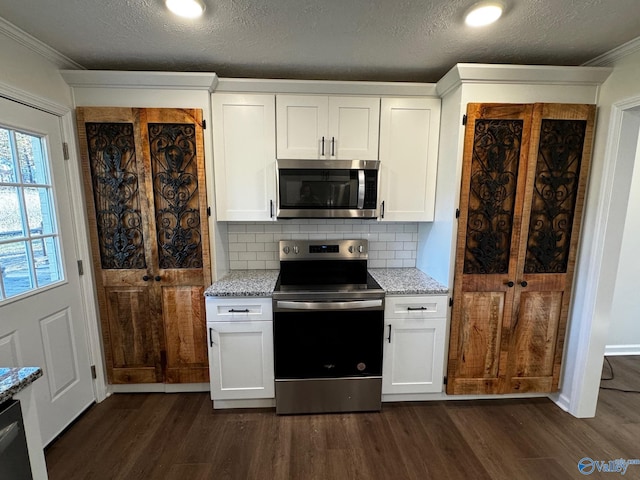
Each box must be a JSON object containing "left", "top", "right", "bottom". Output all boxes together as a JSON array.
[{"left": 0, "top": 400, "right": 33, "bottom": 480}]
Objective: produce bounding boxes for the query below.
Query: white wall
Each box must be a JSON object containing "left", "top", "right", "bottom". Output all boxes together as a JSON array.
[{"left": 0, "top": 24, "right": 74, "bottom": 108}]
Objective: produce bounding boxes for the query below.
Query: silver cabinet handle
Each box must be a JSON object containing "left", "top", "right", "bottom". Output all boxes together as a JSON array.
[{"left": 276, "top": 299, "right": 382, "bottom": 311}]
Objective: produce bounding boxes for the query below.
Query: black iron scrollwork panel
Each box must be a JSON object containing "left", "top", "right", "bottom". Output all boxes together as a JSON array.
[
  {"left": 86, "top": 123, "right": 146, "bottom": 270},
  {"left": 148, "top": 123, "right": 203, "bottom": 269},
  {"left": 524, "top": 120, "right": 586, "bottom": 274},
  {"left": 463, "top": 120, "right": 523, "bottom": 275}
]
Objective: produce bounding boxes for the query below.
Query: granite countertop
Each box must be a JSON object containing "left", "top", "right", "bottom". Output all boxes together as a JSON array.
[
  {"left": 0, "top": 367, "right": 43, "bottom": 405},
  {"left": 369, "top": 268, "right": 449, "bottom": 295},
  {"left": 204, "top": 270, "right": 280, "bottom": 297},
  {"left": 205, "top": 268, "right": 447, "bottom": 297}
]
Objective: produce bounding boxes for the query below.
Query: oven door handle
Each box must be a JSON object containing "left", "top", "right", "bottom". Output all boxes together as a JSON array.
[{"left": 276, "top": 299, "right": 383, "bottom": 311}]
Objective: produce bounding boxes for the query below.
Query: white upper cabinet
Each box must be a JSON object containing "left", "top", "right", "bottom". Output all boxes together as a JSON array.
[
  {"left": 276, "top": 95, "right": 380, "bottom": 160},
  {"left": 212, "top": 93, "right": 277, "bottom": 221},
  {"left": 378, "top": 97, "right": 441, "bottom": 222}
]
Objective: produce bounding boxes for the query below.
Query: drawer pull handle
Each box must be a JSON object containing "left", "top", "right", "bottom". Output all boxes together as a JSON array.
[
  {"left": 407, "top": 306, "right": 428, "bottom": 311},
  {"left": 228, "top": 308, "right": 250, "bottom": 313}
]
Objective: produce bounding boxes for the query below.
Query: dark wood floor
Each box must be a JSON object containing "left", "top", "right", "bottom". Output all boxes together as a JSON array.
[{"left": 45, "top": 356, "right": 640, "bottom": 480}]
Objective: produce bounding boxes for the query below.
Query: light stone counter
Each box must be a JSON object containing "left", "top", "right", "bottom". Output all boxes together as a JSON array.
[
  {"left": 369, "top": 268, "right": 448, "bottom": 295},
  {"left": 204, "top": 270, "right": 280, "bottom": 297}
]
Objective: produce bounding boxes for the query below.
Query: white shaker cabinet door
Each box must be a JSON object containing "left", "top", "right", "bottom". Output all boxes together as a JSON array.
[
  {"left": 382, "top": 316, "right": 446, "bottom": 394},
  {"left": 207, "top": 321, "right": 275, "bottom": 400},
  {"left": 212, "top": 93, "right": 276, "bottom": 221},
  {"left": 328, "top": 96, "right": 380, "bottom": 160},
  {"left": 378, "top": 97, "right": 441, "bottom": 222},
  {"left": 276, "top": 95, "right": 328, "bottom": 159}
]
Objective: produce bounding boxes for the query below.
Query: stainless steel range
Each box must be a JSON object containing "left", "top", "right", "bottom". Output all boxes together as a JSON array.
[{"left": 272, "top": 239, "right": 385, "bottom": 415}]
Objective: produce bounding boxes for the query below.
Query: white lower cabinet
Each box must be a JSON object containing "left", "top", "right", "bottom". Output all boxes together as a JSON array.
[
  {"left": 382, "top": 295, "right": 447, "bottom": 395},
  {"left": 206, "top": 297, "right": 275, "bottom": 403}
]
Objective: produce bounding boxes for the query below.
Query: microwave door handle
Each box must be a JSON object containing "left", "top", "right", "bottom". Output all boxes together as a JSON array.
[{"left": 357, "top": 170, "right": 365, "bottom": 209}]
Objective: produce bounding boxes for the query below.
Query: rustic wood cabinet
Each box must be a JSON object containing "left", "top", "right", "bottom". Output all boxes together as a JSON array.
[
  {"left": 76, "top": 107, "right": 211, "bottom": 384},
  {"left": 447, "top": 103, "right": 596, "bottom": 395}
]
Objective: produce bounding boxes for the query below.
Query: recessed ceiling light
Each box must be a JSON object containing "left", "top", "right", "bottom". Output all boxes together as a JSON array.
[
  {"left": 165, "top": 0, "right": 205, "bottom": 19},
  {"left": 465, "top": 2, "right": 504, "bottom": 27}
]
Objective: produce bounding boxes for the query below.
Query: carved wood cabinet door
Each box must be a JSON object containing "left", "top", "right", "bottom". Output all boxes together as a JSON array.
[
  {"left": 447, "top": 103, "right": 595, "bottom": 395},
  {"left": 76, "top": 107, "right": 211, "bottom": 384}
]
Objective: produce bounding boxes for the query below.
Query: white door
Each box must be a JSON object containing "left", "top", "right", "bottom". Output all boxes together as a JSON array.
[
  {"left": 212, "top": 94, "right": 277, "bottom": 221},
  {"left": 382, "top": 317, "right": 446, "bottom": 395},
  {"left": 276, "top": 95, "right": 328, "bottom": 159},
  {"left": 208, "top": 321, "right": 275, "bottom": 400},
  {"left": 328, "top": 96, "right": 380, "bottom": 160},
  {"left": 378, "top": 97, "right": 441, "bottom": 221},
  {"left": 0, "top": 98, "right": 95, "bottom": 445}
]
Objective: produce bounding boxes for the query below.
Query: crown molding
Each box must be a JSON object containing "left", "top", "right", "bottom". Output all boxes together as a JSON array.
[
  {"left": 0, "top": 17, "right": 84, "bottom": 70},
  {"left": 583, "top": 35, "right": 640, "bottom": 67},
  {"left": 436, "top": 63, "right": 612, "bottom": 97},
  {"left": 0, "top": 80, "right": 69, "bottom": 116},
  {"left": 60, "top": 70, "right": 219, "bottom": 92},
  {"left": 215, "top": 78, "right": 438, "bottom": 96}
]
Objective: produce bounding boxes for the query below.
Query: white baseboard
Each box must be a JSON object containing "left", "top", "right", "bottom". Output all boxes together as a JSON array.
[
  {"left": 604, "top": 345, "right": 640, "bottom": 356},
  {"left": 111, "top": 383, "right": 210, "bottom": 393},
  {"left": 213, "top": 398, "right": 276, "bottom": 409},
  {"left": 550, "top": 392, "right": 571, "bottom": 413}
]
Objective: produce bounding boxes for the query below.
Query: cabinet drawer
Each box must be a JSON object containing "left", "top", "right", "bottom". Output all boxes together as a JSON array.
[
  {"left": 206, "top": 297, "right": 272, "bottom": 322},
  {"left": 385, "top": 295, "right": 448, "bottom": 318}
]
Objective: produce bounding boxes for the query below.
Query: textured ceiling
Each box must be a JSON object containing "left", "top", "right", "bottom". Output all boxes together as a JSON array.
[{"left": 1, "top": 0, "right": 639, "bottom": 82}]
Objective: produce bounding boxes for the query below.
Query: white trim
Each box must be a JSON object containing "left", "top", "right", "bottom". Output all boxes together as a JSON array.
[
  {"left": 60, "top": 111, "right": 108, "bottom": 403},
  {"left": 0, "top": 17, "right": 84, "bottom": 70},
  {"left": 60, "top": 70, "right": 219, "bottom": 92},
  {"left": 382, "top": 392, "right": 548, "bottom": 402},
  {"left": 213, "top": 398, "right": 275, "bottom": 409},
  {"left": 436, "top": 63, "right": 612, "bottom": 97},
  {"left": 111, "top": 383, "right": 210, "bottom": 393},
  {"left": 551, "top": 393, "right": 571, "bottom": 413},
  {"left": 584, "top": 36, "right": 640, "bottom": 67},
  {"left": 214, "top": 77, "right": 438, "bottom": 96},
  {"left": 0, "top": 80, "right": 69, "bottom": 116},
  {"left": 604, "top": 345, "right": 640, "bottom": 356}
]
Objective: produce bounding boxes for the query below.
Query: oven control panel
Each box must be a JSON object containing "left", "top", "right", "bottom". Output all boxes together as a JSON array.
[{"left": 279, "top": 239, "right": 368, "bottom": 261}]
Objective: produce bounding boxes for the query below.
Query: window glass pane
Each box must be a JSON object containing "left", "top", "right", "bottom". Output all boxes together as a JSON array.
[
  {"left": 0, "top": 186, "right": 27, "bottom": 239},
  {"left": 16, "top": 132, "right": 48, "bottom": 184},
  {"left": 24, "top": 187, "right": 55, "bottom": 235},
  {"left": 0, "top": 128, "right": 17, "bottom": 183},
  {"left": 33, "top": 237, "right": 61, "bottom": 287},
  {"left": 0, "top": 241, "right": 34, "bottom": 297}
]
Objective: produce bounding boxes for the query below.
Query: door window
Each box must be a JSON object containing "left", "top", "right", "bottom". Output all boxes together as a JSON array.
[{"left": 0, "top": 126, "right": 63, "bottom": 301}]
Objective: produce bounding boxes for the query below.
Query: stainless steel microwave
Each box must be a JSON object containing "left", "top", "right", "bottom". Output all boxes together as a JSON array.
[{"left": 276, "top": 159, "right": 379, "bottom": 219}]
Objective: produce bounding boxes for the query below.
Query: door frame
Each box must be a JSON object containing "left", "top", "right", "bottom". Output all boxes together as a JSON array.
[
  {"left": 555, "top": 95, "right": 640, "bottom": 417},
  {"left": 0, "top": 81, "right": 107, "bottom": 402}
]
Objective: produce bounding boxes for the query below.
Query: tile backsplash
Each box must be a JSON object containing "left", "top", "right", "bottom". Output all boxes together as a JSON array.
[{"left": 227, "top": 220, "right": 418, "bottom": 270}]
